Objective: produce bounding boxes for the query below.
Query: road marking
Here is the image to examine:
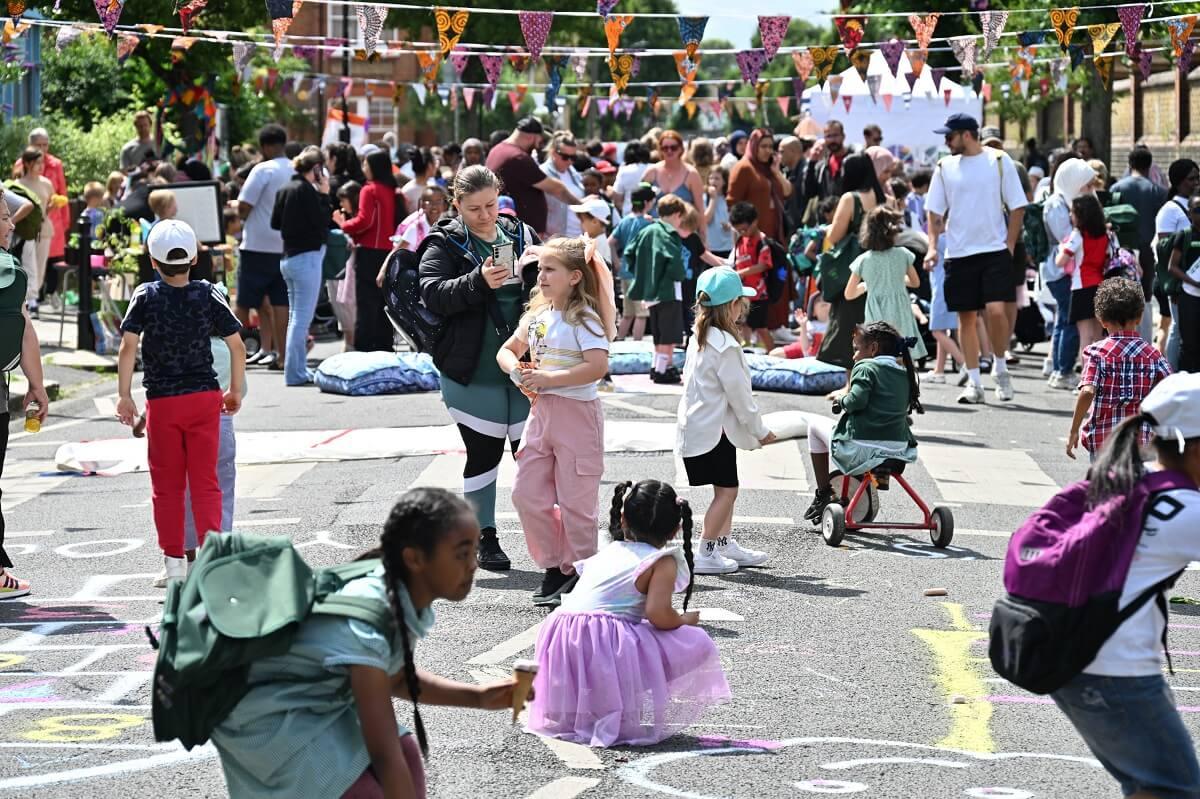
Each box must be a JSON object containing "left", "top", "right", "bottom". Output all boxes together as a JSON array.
[
  {"left": 69, "top": 574, "right": 157, "bottom": 600},
  {"left": 61, "top": 649, "right": 119, "bottom": 674},
  {"left": 236, "top": 462, "right": 317, "bottom": 499},
  {"left": 920, "top": 444, "right": 1057, "bottom": 507},
  {"left": 601, "top": 397, "right": 675, "bottom": 418},
  {"left": 232, "top": 517, "right": 301, "bottom": 527},
  {"left": 0, "top": 702, "right": 151, "bottom": 711},
  {"left": 9, "top": 417, "right": 90, "bottom": 442},
  {"left": 0, "top": 462, "right": 73, "bottom": 512},
  {"left": 7, "top": 440, "right": 67, "bottom": 448},
  {"left": 539, "top": 736, "right": 605, "bottom": 770},
  {"left": 524, "top": 776, "right": 602, "bottom": 798},
  {"left": 676, "top": 440, "right": 809, "bottom": 493},
  {"left": 7, "top": 530, "right": 54, "bottom": 538},
  {"left": 413, "top": 453, "right": 519, "bottom": 491},
  {"left": 698, "top": 608, "right": 745, "bottom": 622},
  {"left": 467, "top": 622, "right": 542, "bottom": 665},
  {"left": 0, "top": 619, "right": 156, "bottom": 628},
  {"left": 910, "top": 602, "right": 993, "bottom": 753},
  {"left": 295, "top": 531, "right": 357, "bottom": 550},
  {"left": 93, "top": 397, "right": 117, "bottom": 418},
  {"left": 0, "top": 744, "right": 216, "bottom": 789},
  {"left": 0, "top": 671, "right": 149, "bottom": 678},
  {"left": 94, "top": 673, "right": 151, "bottom": 703}
]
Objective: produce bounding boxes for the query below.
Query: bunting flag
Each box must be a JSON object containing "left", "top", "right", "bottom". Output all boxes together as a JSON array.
[
  {"left": 1117, "top": 4, "right": 1146, "bottom": 56},
  {"left": 354, "top": 48, "right": 381, "bottom": 63},
  {"left": 792, "top": 77, "right": 805, "bottom": 106},
  {"left": 754, "top": 78, "right": 768, "bottom": 106},
  {"left": 630, "top": 55, "right": 641, "bottom": 77},
  {"left": 880, "top": 38, "right": 905, "bottom": 78},
  {"left": 117, "top": 31, "right": 142, "bottom": 63},
  {"left": 176, "top": 0, "right": 206, "bottom": 34},
  {"left": 435, "top": 8, "right": 469, "bottom": 58},
  {"left": 479, "top": 54, "right": 502, "bottom": 88},
  {"left": 949, "top": 35, "right": 976, "bottom": 77},
  {"left": 973, "top": 72, "right": 986, "bottom": 96},
  {"left": 462, "top": 86, "right": 475, "bottom": 109},
  {"left": 834, "top": 16, "right": 866, "bottom": 53},
  {"left": 410, "top": 82, "right": 427, "bottom": 105},
  {"left": 608, "top": 52, "right": 634, "bottom": 92},
  {"left": 2, "top": 18, "right": 28, "bottom": 42},
  {"left": 979, "top": 10, "right": 1008, "bottom": 62},
  {"left": 677, "top": 16, "right": 707, "bottom": 59},
  {"left": 673, "top": 51, "right": 699, "bottom": 83},
  {"left": 1050, "top": 57, "right": 1068, "bottom": 90},
  {"left": 1011, "top": 46, "right": 1036, "bottom": 82},
  {"left": 1068, "top": 43, "right": 1085, "bottom": 69},
  {"left": 169, "top": 36, "right": 196, "bottom": 63},
  {"left": 94, "top": 0, "right": 126, "bottom": 34},
  {"left": 265, "top": 0, "right": 293, "bottom": 56},
  {"left": 450, "top": 49, "right": 470, "bottom": 76},
  {"left": 849, "top": 48, "right": 870, "bottom": 81},
  {"left": 519, "top": 11, "right": 553, "bottom": 61},
  {"left": 908, "top": 13, "right": 938, "bottom": 49},
  {"left": 1167, "top": 17, "right": 1197, "bottom": 57},
  {"left": 7, "top": 0, "right": 23, "bottom": 26},
  {"left": 572, "top": 50, "right": 588, "bottom": 80},
  {"left": 508, "top": 84, "right": 527, "bottom": 113},
  {"left": 1088, "top": 22, "right": 1121, "bottom": 55},
  {"left": 678, "top": 81, "right": 696, "bottom": 104},
  {"left": 232, "top": 41, "right": 254, "bottom": 77},
  {"left": 685, "top": 101, "right": 698, "bottom": 119},
  {"left": 1017, "top": 31, "right": 1045, "bottom": 47},
  {"left": 1181, "top": 38, "right": 1196, "bottom": 74},
  {"left": 604, "top": 15, "right": 633, "bottom": 59},
  {"left": 931, "top": 67, "right": 946, "bottom": 91},
  {"left": 904, "top": 71, "right": 919, "bottom": 92},
  {"left": 483, "top": 86, "right": 495, "bottom": 110},
  {"left": 357, "top": 5, "right": 387, "bottom": 59},
  {"left": 1094, "top": 54, "right": 1113, "bottom": 88},
  {"left": 792, "top": 50, "right": 814, "bottom": 84},
  {"left": 54, "top": 25, "right": 81, "bottom": 51},
  {"left": 597, "top": 97, "right": 610, "bottom": 116},
  {"left": 828, "top": 74, "right": 843, "bottom": 103},
  {"left": 1016, "top": 77, "right": 1029, "bottom": 96},
  {"left": 1050, "top": 8, "right": 1079, "bottom": 50},
  {"left": 758, "top": 15, "right": 790, "bottom": 60},
  {"left": 944, "top": 88, "right": 953, "bottom": 106},
  {"left": 866, "top": 74, "right": 881, "bottom": 103},
  {"left": 1133, "top": 44, "right": 1152, "bottom": 80},
  {"left": 735, "top": 48, "right": 768, "bottom": 85},
  {"left": 508, "top": 54, "right": 530, "bottom": 73},
  {"left": 908, "top": 48, "right": 927, "bottom": 77},
  {"left": 597, "top": 0, "right": 618, "bottom": 17},
  {"left": 139, "top": 23, "right": 164, "bottom": 35},
  {"left": 776, "top": 95, "right": 791, "bottom": 116},
  {"left": 842, "top": 94, "right": 853, "bottom": 112},
  {"left": 882, "top": 93, "right": 893, "bottom": 111},
  {"left": 811, "top": 46, "right": 839, "bottom": 82},
  {"left": 416, "top": 50, "right": 441, "bottom": 93}
]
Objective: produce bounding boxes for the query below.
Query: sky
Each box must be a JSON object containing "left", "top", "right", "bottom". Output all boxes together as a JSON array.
[{"left": 673, "top": 0, "right": 835, "bottom": 49}]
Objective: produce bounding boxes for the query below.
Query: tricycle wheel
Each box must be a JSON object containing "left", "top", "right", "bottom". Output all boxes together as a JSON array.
[
  {"left": 931, "top": 506, "right": 955, "bottom": 548},
  {"left": 821, "top": 503, "right": 846, "bottom": 548}
]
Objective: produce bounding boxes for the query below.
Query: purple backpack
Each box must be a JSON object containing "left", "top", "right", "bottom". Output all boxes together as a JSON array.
[{"left": 989, "top": 469, "right": 1195, "bottom": 694}]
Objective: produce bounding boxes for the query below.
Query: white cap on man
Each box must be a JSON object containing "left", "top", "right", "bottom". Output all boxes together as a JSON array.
[{"left": 146, "top": 219, "right": 198, "bottom": 265}]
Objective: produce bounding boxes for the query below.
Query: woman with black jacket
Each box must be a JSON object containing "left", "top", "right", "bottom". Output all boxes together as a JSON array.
[
  {"left": 419, "top": 165, "right": 540, "bottom": 570},
  {"left": 271, "top": 147, "right": 332, "bottom": 386}
]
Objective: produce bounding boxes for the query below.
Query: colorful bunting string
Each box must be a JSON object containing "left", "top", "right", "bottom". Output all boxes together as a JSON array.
[
  {"left": 519, "top": 11, "right": 552, "bottom": 61},
  {"left": 1167, "top": 17, "right": 1197, "bottom": 57},
  {"left": 596, "top": 0, "right": 618, "bottom": 18},
  {"left": 758, "top": 15, "right": 789, "bottom": 61},
  {"left": 434, "top": 8, "right": 469, "bottom": 58},
  {"left": 677, "top": 16, "right": 706, "bottom": 59},
  {"left": 357, "top": 5, "right": 386, "bottom": 59},
  {"left": 1088, "top": 22, "right": 1121, "bottom": 55},
  {"left": 735, "top": 48, "right": 768, "bottom": 85},
  {"left": 908, "top": 13, "right": 938, "bottom": 50},
  {"left": 979, "top": 10, "right": 1008, "bottom": 62},
  {"left": 176, "top": 0, "right": 206, "bottom": 35},
  {"left": 791, "top": 50, "right": 813, "bottom": 85},
  {"left": 1180, "top": 38, "right": 1196, "bottom": 74},
  {"left": 450, "top": 49, "right": 470, "bottom": 76},
  {"left": 604, "top": 14, "right": 633, "bottom": 59},
  {"left": 909, "top": 48, "right": 927, "bottom": 78},
  {"left": 608, "top": 51, "right": 633, "bottom": 92},
  {"left": 866, "top": 73, "right": 881, "bottom": 103},
  {"left": 479, "top": 53, "right": 501, "bottom": 88},
  {"left": 673, "top": 51, "right": 699, "bottom": 83},
  {"left": 880, "top": 38, "right": 905, "bottom": 78},
  {"left": 1094, "top": 53, "right": 1114, "bottom": 89},
  {"left": 949, "top": 35, "right": 976, "bottom": 78},
  {"left": 116, "top": 31, "right": 141, "bottom": 63},
  {"left": 1050, "top": 7, "right": 1078, "bottom": 50},
  {"left": 416, "top": 50, "right": 440, "bottom": 92},
  {"left": 849, "top": 48, "right": 869, "bottom": 81},
  {"left": 94, "top": 0, "right": 126, "bottom": 35},
  {"left": 811, "top": 45, "right": 839, "bottom": 83},
  {"left": 834, "top": 16, "right": 866, "bottom": 54},
  {"left": 1117, "top": 4, "right": 1145, "bottom": 57}
]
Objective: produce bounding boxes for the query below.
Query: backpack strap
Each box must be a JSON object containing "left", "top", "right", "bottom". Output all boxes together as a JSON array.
[
  {"left": 311, "top": 594, "right": 396, "bottom": 634},
  {"left": 1112, "top": 568, "right": 1186, "bottom": 677}
]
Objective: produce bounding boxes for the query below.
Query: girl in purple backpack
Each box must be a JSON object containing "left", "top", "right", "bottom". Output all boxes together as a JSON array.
[{"left": 1053, "top": 372, "right": 1200, "bottom": 799}]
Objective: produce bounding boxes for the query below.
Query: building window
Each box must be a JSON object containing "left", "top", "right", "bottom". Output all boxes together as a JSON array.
[
  {"left": 368, "top": 97, "right": 395, "bottom": 138},
  {"left": 326, "top": 5, "right": 360, "bottom": 43}
]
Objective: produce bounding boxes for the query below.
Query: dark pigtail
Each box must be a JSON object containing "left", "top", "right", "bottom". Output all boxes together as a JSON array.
[
  {"left": 1088, "top": 412, "right": 1151, "bottom": 506},
  {"left": 678, "top": 500, "right": 695, "bottom": 611},
  {"left": 609, "top": 481, "right": 633, "bottom": 541},
  {"left": 381, "top": 547, "right": 429, "bottom": 757},
  {"left": 898, "top": 344, "right": 924, "bottom": 415}
]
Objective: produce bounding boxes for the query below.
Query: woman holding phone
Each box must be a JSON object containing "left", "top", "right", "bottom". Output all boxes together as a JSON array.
[{"left": 419, "top": 165, "right": 541, "bottom": 571}]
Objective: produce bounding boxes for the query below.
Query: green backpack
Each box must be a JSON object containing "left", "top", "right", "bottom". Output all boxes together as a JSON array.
[
  {"left": 4, "top": 181, "right": 44, "bottom": 244},
  {"left": 1021, "top": 201, "right": 1049, "bottom": 266},
  {"left": 1104, "top": 194, "right": 1141, "bottom": 251},
  {"left": 816, "top": 194, "right": 863, "bottom": 302},
  {"left": 147, "top": 532, "right": 394, "bottom": 750},
  {"left": 1154, "top": 200, "right": 1192, "bottom": 299}
]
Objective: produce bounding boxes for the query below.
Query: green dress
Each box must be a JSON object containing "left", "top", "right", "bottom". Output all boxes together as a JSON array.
[
  {"left": 211, "top": 568, "right": 433, "bottom": 799},
  {"left": 850, "top": 246, "right": 928, "bottom": 361}
]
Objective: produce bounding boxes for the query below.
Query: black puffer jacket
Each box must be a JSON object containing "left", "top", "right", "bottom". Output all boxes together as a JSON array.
[{"left": 418, "top": 215, "right": 539, "bottom": 384}]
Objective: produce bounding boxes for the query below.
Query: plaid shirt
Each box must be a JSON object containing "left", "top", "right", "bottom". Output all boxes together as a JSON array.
[{"left": 1080, "top": 331, "right": 1172, "bottom": 454}]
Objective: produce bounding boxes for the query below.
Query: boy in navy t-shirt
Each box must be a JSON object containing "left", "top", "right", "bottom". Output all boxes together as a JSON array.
[{"left": 117, "top": 220, "right": 245, "bottom": 585}]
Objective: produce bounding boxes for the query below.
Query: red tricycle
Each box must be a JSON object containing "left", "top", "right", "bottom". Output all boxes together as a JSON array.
[{"left": 819, "top": 459, "right": 954, "bottom": 549}]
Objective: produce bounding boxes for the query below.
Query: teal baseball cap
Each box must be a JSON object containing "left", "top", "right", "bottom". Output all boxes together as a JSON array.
[{"left": 696, "top": 266, "right": 756, "bottom": 307}]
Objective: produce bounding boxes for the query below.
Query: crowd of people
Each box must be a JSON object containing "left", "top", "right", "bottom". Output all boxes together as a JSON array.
[{"left": 3, "top": 107, "right": 1200, "bottom": 798}]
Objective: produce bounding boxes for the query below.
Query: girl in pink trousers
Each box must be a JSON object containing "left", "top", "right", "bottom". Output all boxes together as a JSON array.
[
  {"left": 527, "top": 479, "right": 730, "bottom": 747},
  {"left": 498, "top": 236, "right": 617, "bottom": 608}
]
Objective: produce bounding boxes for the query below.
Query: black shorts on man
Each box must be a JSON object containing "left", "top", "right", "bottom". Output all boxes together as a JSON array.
[
  {"left": 237, "top": 250, "right": 288, "bottom": 309},
  {"left": 649, "top": 300, "right": 684, "bottom": 346},
  {"left": 944, "top": 249, "right": 1017, "bottom": 312}
]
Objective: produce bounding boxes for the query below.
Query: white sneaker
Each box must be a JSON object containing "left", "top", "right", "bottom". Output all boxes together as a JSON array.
[
  {"left": 717, "top": 536, "right": 769, "bottom": 567},
  {"left": 993, "top": 371, "right": 1014, "bottom": 402},
  {"left": 957, "top": 384, "right": 986, "bottom": 405},
  {"left": 772, "top": 326, "right": 799, "bottom": 344},
  {"left": 922, "top": 372, "right": 946, "bottom": 384},
  {"left": 1042, "top": 356, "right": 1054, "bottom": 377},
  {"left": 693, "top": 540, "right": 739, "bottom": 574},
  {"left": 1047, "top": 371, "right": 1065, "bottom": 389},
  {"left": 158, "top": 556, "right": 187, "bottom": 587}
]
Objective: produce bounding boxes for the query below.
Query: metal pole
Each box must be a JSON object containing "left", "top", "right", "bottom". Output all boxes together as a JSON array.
[
  {"left": 339, "top": 8, "right": 350, "bottom": 143},
  {"left": 74, "top": 211, "right": 95, "bottom": 352}
]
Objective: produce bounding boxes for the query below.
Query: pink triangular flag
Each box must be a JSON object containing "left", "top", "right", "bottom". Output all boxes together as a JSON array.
[
  {"left": 462, "top": 86, "right": 475, "bottom": 108},
  {"left": 450, "top": 49, "right": 470, "bottom": 76},
  {"left": 882, "top": 93, "right": 893, "bottom": 112},
  {"left": 1117, "top": 4, "right": 1146, "bottom": 57},
  {"left": 518, "top": 11, "right": 553, "bottom": 61},
  {"left": 842, "top": 94, "right": 853, "bottom": 111},
  {"left": 776, "top": 95, "right": 790, "bottom": 116},
  {"left": 597, "top": 97, "right": 610, "bottom": 116},
  {"left": 480, "top": 54, "right": 502, "bottom": 88},
  {"left": 757, "top": 15, "right": 790, "bottom": 61},
  {"left": 944, "top": 88, "right": 952, "bottom": 106}
]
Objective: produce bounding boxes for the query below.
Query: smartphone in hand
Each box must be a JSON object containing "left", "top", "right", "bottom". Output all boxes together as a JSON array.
[{"left": 493, "top": 241, "right": 516, "bottom": 278}]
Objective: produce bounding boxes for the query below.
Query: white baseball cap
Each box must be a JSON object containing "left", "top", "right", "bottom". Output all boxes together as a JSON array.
[
  {"left": 146, "top": 219, "right": 198, "bottom": 265},
  {"left": 569, "top": 197, "right": 612, "bottom": 222},
  {"left": 1142, "top": 373, "right": 1200, "bottom": 445}
]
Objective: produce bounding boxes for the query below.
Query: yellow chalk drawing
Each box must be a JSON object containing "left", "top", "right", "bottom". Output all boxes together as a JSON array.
[
  {"left": 23, "top": 714, "right": 145, "bottom": 743},
  {"left": 0, "top": 654, "right": 26, "bottom": 670},
  {"left": 911, "top": 601, "right": 994, "bottom": 753}
]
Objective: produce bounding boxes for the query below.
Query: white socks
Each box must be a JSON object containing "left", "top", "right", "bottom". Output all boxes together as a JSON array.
[
  {"left": 993, "top": 358, "right": 1008, "bottom": 377},
  {"left": 653, "top": 353, "right": 669, "bottom": 373},
  {"left": 968, "top": 367, "right": 982, "bottom": 388}
]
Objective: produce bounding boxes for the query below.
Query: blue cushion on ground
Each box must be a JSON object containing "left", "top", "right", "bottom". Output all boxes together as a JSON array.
[
  {"left": 746, "top": 355, "right": 847, "bottom": 395},
  {"left": 608, "top": 342, "right": 686, "bottom": 375},
  {"left": 314, "top": 352, "right": 441, "bottom": 396}
]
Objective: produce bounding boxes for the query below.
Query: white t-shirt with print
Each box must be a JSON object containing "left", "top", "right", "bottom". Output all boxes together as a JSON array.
[
  {"left": 239, "top": 156, "right": 293, "bottom": 254},
  {"left": 517, "top": 308, "right": 610, "bottom": 401},
  {"left": 924, "top": 151, "right": 1030, "bottom": 259},
  {"left": 1155, "top": 197, "right": 1195, "bottom": 298}
]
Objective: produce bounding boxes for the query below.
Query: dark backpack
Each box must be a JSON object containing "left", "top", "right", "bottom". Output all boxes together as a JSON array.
[
  {"left": 1021, "top": 201, "right": 1049, "bottom": 266},
  {"left": 5, "top": 181, "right": 44, "bottom": 244},
  {"left": 148, "top": 533, "right": 393, "bottom": 750},
  {"left": 988, "top": 470, "right": 1195, "bottom": 695},
  {"left": 815, "top": 194, "right": 863, "bottom": 302},
  {"left": 1154, "top": 200, "right": 1191, "bottom": 298},
  {"left": 759, "top": 236, "right": 791, "bottom": 303},
  {"left": 382, "top": 245, "right": 446, "bottom": 354},
  {"left": 1103, "top": 194, "right": 1140, "bottom": 251}
]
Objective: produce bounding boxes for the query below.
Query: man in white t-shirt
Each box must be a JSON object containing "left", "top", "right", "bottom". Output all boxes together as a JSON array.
[
  {"left": 541, "top": 132, "right": 585, "bottom": 239},
  {"left": 1157, "top": 159, "right": 1200, "bottom": 369},
  {"left": 235, "top": 124, "right": 294, "bottom": 368},
  {"left": 924, "top": 113, "right": 1029, "bottom": 405}
]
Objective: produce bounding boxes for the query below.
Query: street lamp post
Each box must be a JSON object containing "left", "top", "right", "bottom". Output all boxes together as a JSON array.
[{"left": 340, "top": 7, "right": 350, "bottom": 143}]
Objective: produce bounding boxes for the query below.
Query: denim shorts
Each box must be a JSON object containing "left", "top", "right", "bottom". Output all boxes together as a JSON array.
[{"left": 1052, "top": 673, "right": 1200, "bottom": 799}]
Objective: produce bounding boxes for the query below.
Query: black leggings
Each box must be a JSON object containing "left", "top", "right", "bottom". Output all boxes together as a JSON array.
[
  {"left": 353, "top": 247, "right": 393, "bottom": 352},
  {"left": 0, "top": 415, "right": 13, "bottom": 568}
]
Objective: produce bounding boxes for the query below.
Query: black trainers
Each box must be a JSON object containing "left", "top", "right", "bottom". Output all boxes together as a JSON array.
[
  {"left": 650, "top": 366, "right": 682, "bottom": 384},
  {"left": 477, "top": 528, "right": 510, "bottom": 571},
  {"left": 533, "top": 568, "right": 578, "bottom": 608},
  {"left": 803, "top": 487, "right": 835, "bottom": 523}
]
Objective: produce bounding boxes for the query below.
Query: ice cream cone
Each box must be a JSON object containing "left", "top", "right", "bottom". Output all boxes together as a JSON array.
[{"left": 511, "top": 659, "right": 538, "bottom": 723}]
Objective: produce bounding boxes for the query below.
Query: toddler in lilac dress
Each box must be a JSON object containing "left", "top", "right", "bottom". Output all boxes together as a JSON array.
[{"left": 527, "top": 480, "right": 730, "bottom": 747}]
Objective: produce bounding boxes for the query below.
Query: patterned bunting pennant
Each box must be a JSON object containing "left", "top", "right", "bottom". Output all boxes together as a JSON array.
[
  {"left": 931, "top": 67, "right": 946, "bottom": 92},
  {"left": 544, "top": 57, "right": 565, "bottom": 110},
  {"left": 1133, "top": 44, "right": 1151, "bottom": 80},
  {"left": 1167, "top": 17, "right": 1197, "bottom": 57},
  {"left": 358, "top": 6, "right": 387, "bottom": 59},
  {"left": 597, "top": 0, "right": 618, "bottom": 17},
  {"left": 944, "top": 88, "right": 953, "bottom": 106},
  {"left": 979, "top": 10, "right": 1008, "bottom": 62},
  {"left": 1050, "top": 57, "right": 1068, "bottom": 90},
  {"left": 679, "top": 82, "right": 696, "bottom": 104},
  {"left": 116, "top": 31, "right": 141, "bottom": 63},
  {"left": 1011, "top": 46, "right": 1036, "bottom": 81},
  {"left": 232, "top": 41, "right": 254, "bottom": 77},
  {"left": 1050, "top": 8, "right": 1079, "bottom": 50},
  {"left": 909, "top": 48, "right": 928, "bottom": 78},
  {"left": 880, "top": 38, "right": 905, "bottom": 78},
  {"left": 810, "top": 46, "right": 839, "bottom": 82},
  {"left": 508, "top": 54, "right": 531, "bottom": 73},
  {"left": 973, "top": 72, "right": 985, "bottom": 96},
  {"left": 674, "top": 51, "right": 699, "bottom": 83},
  {"left": 1181, "top": 39, "right": 1196, "bottom": 74},
  {"left": 792, "top": 50, "right": 814, "bottom": 85},
  {"left": 758, "top": 16, "right": 790, "bottom": 61},
  {"left": 479, "top": 54, "right": 502, "bottom": 88},
  {"left": 435, "top": 8, "right": 468, "bottom": 58},
  {"left": 519, "top": 11, "right": 553, "bottom": 61},
  {"left": 828, "top": 74, "right": 843, "bottom": 103},
  {"left": 1088, "top": 22, "right": 1121, "bottom": 55},
  {"left": 1117, "top": 4, "right": 1145, "bottom": 57},
  {"left": 597, "top": 97, "right": 610, "bottom": 116},
  {"left": 94, "top": 0, "right": 126, "bottom": 35},
  {"left": 849, "top": 48, "right": 870, "bottom": 82},
  {"left": 1094, "top": 54, "right": 1113, "bottom": 89},
  {"left": 1016, "top": 77, "right": 1029, "bottom": 97},
  {"left": 866, "top": 74, "right": 882, "bottom": 103},
  {"left": 677, "top": 16, "right": 707, "bottom": 59},
  {"left": 949, "top": 36, "right": 976, "bottom": 77},
  {"left": 1017, "top": 31, "right": 1044, "bottom": 47},
  {"left": 450, "top": 50, "right": 470, "bottom": 76},
  {"left": 7, "top": 0, "right": 23, "bottom": 27},
  {"left": 608, "top": 52, "right": 634, "bottom": 92},
  {"left": 355, "top": 48, "right": 382, "bottom": 64},
  {"left": 908, "top": 13, "right": 938, "bottom": 50},
  {"left": 755, "top": 78, "right": 769, "bottom": 106},
  {"left": 1068, "top": 44, "right": 1085, "bottom": 70},
  {"left": 170, "top": 36, "right": 195, "bottom": 64},
  {"left": 834, "top": 16, "right": 866, "bottom": 54},
  {"left": 416, "top": 51, "right": 440, "bottom": 92},
  {"left": 410, "top": 83, "right": 428, "bottom": 106},
  {"left": 735, "top": 49, "right": 768, "bottom": 85},
  {"left": 572, "top": 50, "right": 588, "bottom": 81},
  {"left": 483, "top": 87, "right": 495, "bottom": 110},
  {"left": 139, "top": 24, "right": 164, "bottom": 35},
  {"left": 176, "top": 0, "right": 206, "bottom": 35},
  {"left": 605, "top": 15, "right": 633, "bottom": 59}
]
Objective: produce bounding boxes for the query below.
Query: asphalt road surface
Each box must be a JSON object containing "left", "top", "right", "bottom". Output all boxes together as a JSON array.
[{"left": 0, "top": 344, "right": 1195, "bottom": 799}]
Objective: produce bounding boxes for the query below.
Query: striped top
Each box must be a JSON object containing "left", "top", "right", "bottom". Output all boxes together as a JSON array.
[{"left": 518, "top": 308, "right": 610, "bottom": 401}]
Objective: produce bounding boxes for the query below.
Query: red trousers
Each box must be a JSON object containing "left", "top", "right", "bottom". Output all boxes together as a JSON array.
[{"left": 146, "top": 390, "right": 223, "bottom": 558}]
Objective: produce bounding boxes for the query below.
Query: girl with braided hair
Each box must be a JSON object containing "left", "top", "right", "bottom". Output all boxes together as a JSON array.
[
  {"left": 211, "top": 488, "right": 519, "bottom": 799},
  {"left": 527, "top": 480, "right": 730, "bottom": 747}
]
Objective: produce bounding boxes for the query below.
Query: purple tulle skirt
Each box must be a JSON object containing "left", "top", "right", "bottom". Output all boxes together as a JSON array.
[{"left": 527, "top": 610, "right": 731, "bottom": 747}]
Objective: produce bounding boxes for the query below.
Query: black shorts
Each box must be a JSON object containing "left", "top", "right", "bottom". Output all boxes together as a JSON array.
[
  {"left": 944, "top": 249, "right": 1018, "bottom": 312},
  {"left": 237, "top": 249, "right": 288, "bottom": 309},
  {"left": 746, "top": 299, "right": 770, "bottom": 330},
  {"left": 649, "top": 300, "right": 684, "bottom": 346},
  {"left": 1155, "top": 286, "right": 1173, "bottom": 319},
  {"left": 683, "top": 434, "right": 739, "bottom": 488},
  {"left": 1069, "top": 285, "right": 1098, "bottom": 324}
]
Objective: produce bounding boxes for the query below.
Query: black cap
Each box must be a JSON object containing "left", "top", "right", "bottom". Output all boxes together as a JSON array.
[
  {"left": 933, "top": 113, "right": 980, "bottom": 135},
  {"left": 515, "top": 116, "right": 544, "bottom": 135}
]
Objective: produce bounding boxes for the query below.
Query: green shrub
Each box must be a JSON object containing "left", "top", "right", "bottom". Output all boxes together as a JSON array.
[{"left": 0, "top": 110, "right": 141, "bottom": 195}]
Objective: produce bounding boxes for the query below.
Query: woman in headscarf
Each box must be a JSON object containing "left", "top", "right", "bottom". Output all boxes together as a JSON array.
[
  {"left": 1041, "top": 157, "right": 1096, "bottom": 389},
  {"left": 728, "top": 129, "right": 795, "bottom": 332},
  {"left": 866, "top": 146, "right": 898, "bottom": 196}
]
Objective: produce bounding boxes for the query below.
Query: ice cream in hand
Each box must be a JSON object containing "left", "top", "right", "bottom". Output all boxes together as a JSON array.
[{"left": 511, "top": 659, "right": 538, "bottom": 723}]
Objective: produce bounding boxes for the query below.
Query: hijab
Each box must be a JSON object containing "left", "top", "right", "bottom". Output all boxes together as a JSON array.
[
  {"left": 742, "top": 128, "right": 785, "bottom": 236},
  {"left": 1053, "top": 158, "right": 1097, "bottom": 202},
  {"left": 865, "top": 146, "right": 896, "bottom": 197}
]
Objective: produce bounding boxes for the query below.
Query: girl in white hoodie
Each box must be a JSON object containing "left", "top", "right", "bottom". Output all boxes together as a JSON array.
[
  {"left": 677, "top": 267, "right": 777, "bottom": 574},
  {"left": 1042, "top": 157, "right": 1098, "bottom": 390}
]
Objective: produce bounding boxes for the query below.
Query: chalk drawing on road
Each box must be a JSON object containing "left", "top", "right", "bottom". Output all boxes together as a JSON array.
[
  {"left": 911, "top": 602, "right": 993, "bottom": 752},
  {"left": 54, "top": 539, "right": 145, "bottom": 559}
]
